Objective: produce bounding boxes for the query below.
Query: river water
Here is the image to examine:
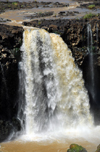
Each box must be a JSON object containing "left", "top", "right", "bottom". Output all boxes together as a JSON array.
[{"left": 0, "top": 140, "right": 97, "bottom": 152}]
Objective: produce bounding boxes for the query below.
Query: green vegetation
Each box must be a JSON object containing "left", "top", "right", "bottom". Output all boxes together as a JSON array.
[
  {"left": 12, "top": 2, "right": 18, "bottom": 6},
  {"left": 67, "top": 144, "right": 87, "bottom": 152},
  {"left": 83, "top": 13, "right": 97, "bottom": 19},
  {"left": 8, "top": 4, "right": 11, "bottom": 7},
  {"left": 88, "top": 4, "right": 95, "bottom": 9},
  {"left": 38, "top": 21, "right": 41, "bottom": 25}
]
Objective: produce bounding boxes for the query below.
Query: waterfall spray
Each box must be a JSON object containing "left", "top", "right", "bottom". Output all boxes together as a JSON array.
[{"left": 18, "top": 28, "right": 93, "bottom": 140}]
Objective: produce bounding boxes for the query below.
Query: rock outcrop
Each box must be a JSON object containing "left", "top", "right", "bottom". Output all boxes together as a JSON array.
[
  {"left": 67, "top": 144, "right": 87, "bottom": 152},
  {"left": 0, "top": 24, "right": 23, "bottom": 142},
  {"left": 95, "top": 144, "right": 100, "bottom": 152},
  {"left": 23, "top": 17, "right": 100, "bottom": 66}
]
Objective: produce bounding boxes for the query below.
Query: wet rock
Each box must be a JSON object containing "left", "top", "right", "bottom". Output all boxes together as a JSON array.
[
  {"left": 41, "top": 26, "right": 48, "bottom": 30},
  {"left": 49, "top": 24, "right": 58, "bottom": 32},
  {"left": 58, "top": 11, "right": 75, "bottom": 16},
  {"left": 12, "top": 118, "right": 21, "bottom": 131},
  {"left": 0, "top": 24, "right": 23, "bottom": 63},
  {"left": 0, "top": 1, "right": 69, "bottom": 13},
  {"left": 23, "top": 17, "right": 100, "bottom": 66},
  {"left": 0, "top": 24, "right": 23, "bottom": 142},
  {"left": 95, "top": 144, "right": 100, "bottom": 152},
  {"left": 0, "top": 17, "right": 11, "bottom": 22},
  {"left": 26, "top": 11, "right": 54, "bottom": 20},
  {"left": 58, "top": 11, "right": 66, "bottom": 15},
  {"left": 0, "top": 120, "right": 13, "bottom": 142},
  {"left": 67, "top": 144, "right": 87, "bottom": 152}
]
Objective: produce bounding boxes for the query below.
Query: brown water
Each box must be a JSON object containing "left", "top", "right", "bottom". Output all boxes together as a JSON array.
[
  {"left": 0, "top": 4, "right": 79, "bottom": 26},
  {"left": 0, "top": 139, "right": 97, "bottom": 152},
  {"left": 0, "top": 2, "right": 100, "bottom": 27}
]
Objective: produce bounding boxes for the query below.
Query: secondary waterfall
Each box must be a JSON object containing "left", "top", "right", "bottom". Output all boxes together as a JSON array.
[
  {"left": 18, "top": 28, "right": 93, "bottom": 139},
  {"left": 87, "top": 24, "right": 95, "bottom": 101}
]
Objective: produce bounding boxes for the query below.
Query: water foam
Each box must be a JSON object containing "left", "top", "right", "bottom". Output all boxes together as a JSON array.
[{"left": 18, "top": 28, "right": 96, "bottom": 142}]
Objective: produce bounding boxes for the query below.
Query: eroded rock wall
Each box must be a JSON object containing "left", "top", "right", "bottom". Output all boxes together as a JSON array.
[{"left": 0, "top": 24, "right": 23, "bottom": 142}]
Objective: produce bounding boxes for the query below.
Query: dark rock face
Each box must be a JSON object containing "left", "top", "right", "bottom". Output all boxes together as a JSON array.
[
  {"left": 23, "top": 17, "right": 100, "bottom": 66},
  {"left": 62, "top": 18, "right": 100, "bottom": 124},
  {"left": 0, "top": 24, "right": 23, "bottom": 142}
]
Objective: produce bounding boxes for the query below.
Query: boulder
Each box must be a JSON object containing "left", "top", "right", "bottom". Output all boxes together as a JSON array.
[
  {"left": 95, "top": 144, "right": 100, "bottom": 152},
  {"left": 49, "top": 24, "right": 58, "bottom": 32},
  {"left": 67, "top": 144, "right": 87, "bottom": 152}
]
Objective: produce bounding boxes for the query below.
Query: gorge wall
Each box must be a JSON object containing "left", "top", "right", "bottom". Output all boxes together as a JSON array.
[
  {"left": 0, "top": 17, "right": 100, "bottom": 141},
  {"left": 0, "top": 25, "right": 23, "bottom": 141}
]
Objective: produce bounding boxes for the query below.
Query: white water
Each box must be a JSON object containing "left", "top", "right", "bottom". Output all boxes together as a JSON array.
[
  {"left": 17, "top": 28, "right": 97, "bottom": 142},
  {"left": 87, "top": 24, "right": 95, "bottom": 100},
  {"left": 96, "top": 23, "right": 99, "bottom": 49}
]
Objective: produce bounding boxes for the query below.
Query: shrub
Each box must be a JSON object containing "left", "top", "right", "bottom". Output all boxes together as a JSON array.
[
  {"left": 67, "top": 144, "right": 87, "bottom": 152},
  {"left": 83, "top": 13, "right": 96, "bottom": 19},
  {"left": 88, "top": 4, "right": 95, "bottom": 9},
  {"left": 12, "top": 2, "right": 18, "bottom": 6}
]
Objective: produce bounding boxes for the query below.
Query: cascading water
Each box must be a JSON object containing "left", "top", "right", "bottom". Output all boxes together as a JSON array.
[
  {"left": 87, "top": 24, "right": 95, "bottom": 101},
  {"left": 18, "top": 28, "right": 93, "bottom": 140},
  {"left": 96, "top": 23, "right": 98, "bottom": 49}
]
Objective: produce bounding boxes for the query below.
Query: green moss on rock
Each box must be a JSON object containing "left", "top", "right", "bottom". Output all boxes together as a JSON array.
[{"left": 67, "top": 144, "right": 87, "bottom": 152}]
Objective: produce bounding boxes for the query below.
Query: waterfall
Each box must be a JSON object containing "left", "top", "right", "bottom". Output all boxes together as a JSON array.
[
  {"left": 87, "top": 24, "right": 95, "bottom": 101},
  {"left": 96, "top": 23, "right": 98, "bottom": 49},
  {"left": 18, "top": 28, "right": 93, "bottom": 139}
]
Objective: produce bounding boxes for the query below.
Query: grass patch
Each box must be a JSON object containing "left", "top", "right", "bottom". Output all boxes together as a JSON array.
[
  {"left": 12, "top": 2, "right": 18, "bottom": 6},
  {"left": 8, "top": 4, "right": 11, "bottom": 7},
  {"left": 38, "top": 21, "right": 41, "bottom": 25},
  {"left": 83, "top": 13, "right": 97, "bottom": 19},
  {"left": 88, "top": 4, "right": 95, "bottom": 9}
]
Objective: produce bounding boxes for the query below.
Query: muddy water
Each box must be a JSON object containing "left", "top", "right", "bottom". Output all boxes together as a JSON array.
[
  {"left": 0, "top": 139, "right": 97, "bottom": 152},
  {"left": 0, "top": 4, "right": 79, "bottom": 26},
  {"left": 0, "top": 7, "right": 76, "bottom": 22},
  {"left": 0, "top": 2, "right": 100, "bottom": 27}
]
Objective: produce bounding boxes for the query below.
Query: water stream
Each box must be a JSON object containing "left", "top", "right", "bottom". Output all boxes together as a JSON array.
[{"left": 87, "top": 24, "right": 95, "bottom": 101}]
